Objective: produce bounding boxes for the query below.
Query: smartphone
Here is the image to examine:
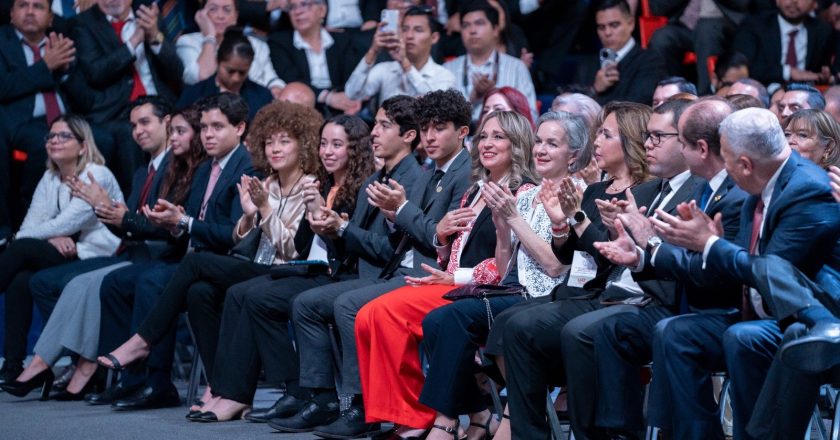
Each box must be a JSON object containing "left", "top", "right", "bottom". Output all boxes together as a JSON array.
[
  {"left": 599, "top": 48, "right": 618, "bottom": 69},
  {"left": 380, "top": 9, "right": 399, "bottom": 33}
]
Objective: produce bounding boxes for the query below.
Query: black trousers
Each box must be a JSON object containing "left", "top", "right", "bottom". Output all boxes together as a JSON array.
[
  {"left": 136, "top": 252, "right": 271, "bottom": 380},
  {"left": 0, "top": 238, "right": 70, "bottom": 363},
  {"left": 503, "top": 295, "right": 603, "bottom": 440},
  {"left": 561, "top": 304, "right": 672, "bottom": 440},
  {"left": 212, "top": 273, "right": 341, "bottom": 403}
]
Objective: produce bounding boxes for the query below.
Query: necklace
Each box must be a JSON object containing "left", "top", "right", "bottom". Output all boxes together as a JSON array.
[{"left": 607, "top": 179, "right": 636, "bottom": 194}]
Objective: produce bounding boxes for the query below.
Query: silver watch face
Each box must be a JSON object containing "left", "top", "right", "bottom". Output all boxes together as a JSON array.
[{"left": 648, "top": 236, "right": 662, "bottom": 248}]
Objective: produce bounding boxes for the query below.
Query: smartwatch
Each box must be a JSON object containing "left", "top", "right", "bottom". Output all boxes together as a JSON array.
[{"left": 567, "top": 210, "right": 587, "bottom": 226}]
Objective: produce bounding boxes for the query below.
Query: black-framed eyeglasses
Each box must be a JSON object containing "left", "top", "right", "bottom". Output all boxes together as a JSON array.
[
  {"left": 644, "top": 131, "right": 679, "bottom": 146},
  {"left": 44, "top": 131, "right": 79, "bottom": 143}
]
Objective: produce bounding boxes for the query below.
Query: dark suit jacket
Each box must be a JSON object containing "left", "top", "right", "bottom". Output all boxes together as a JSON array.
[
  {"left": 656, "top": 152, "right": 840, "bottom": 318},
  {"left": 176, "top": 74, "right": 272, "bottom": 122},
  {"left": 71, "top": 6, "right": 184, "bottom": 123},
  {"left": 575, "top": 42, "right": 668, "bottom": 106},
  {"left": 343, "top": 153, "right": 423, "bottom": 278},
  {"left": 267, "top": 30, "right": 363, "bottom": 111},
  {"left": 650, "top": 0, "right": 748, "bottom": 25},
  {"left": 0, "top": 25, "right": 75, "bottom": 133},
  {"left": 646, "top": 173, "right": 748, "bottom": 310},
  {"left": 733, "top": 12, "right": 834, "bottom": 85},
  {"left": 183, "top": 144, "right": 256, "bottom": 254}
]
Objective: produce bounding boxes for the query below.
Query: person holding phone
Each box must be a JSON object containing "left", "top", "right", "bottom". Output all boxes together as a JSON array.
[
  {"left": 575, "top": 0, "right": 667, "bottom": 106},
  {"left": 344, "top": 6, "right": 455, "bottom": 103}
]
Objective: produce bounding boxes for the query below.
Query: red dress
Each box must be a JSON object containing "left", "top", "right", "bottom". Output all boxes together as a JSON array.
[{"left": 356, "top": 185, "right": 530, "bottom": 428}]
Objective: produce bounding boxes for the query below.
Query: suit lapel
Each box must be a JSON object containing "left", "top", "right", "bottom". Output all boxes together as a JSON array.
[
  {"left": 205, "top": 145, "right": 245, "bottom": 214},
  {"left": 659, "top": 175, "right": 702, "bottom": 215},
  {"left": 705, "top": 176, "right": 733, "bottom": 214},
  {"left": 761, "top": 154, "right": 799, "bottom": 251},
  {"left": 422, "top": 148, "right": 469, "bottom": 212},
  {"left": 461, "top": 189, "right": 490, "bottom": 253}
]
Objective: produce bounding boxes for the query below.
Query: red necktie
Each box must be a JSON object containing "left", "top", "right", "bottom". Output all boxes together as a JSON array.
[
  {"left": 742, "top": 198, "right": 764, "bottom": 320},
  {"left": 26, "top": 41, "right": 62, "bottom": 125},
  {"left": 111, "top": 20, "right": 148, "bottom": 101},
  {"left": 116, "top": 165, "right": 157, "bottom": 255},
  {"left": 785, "top": 30, "right": 799, "bottom": 68}
]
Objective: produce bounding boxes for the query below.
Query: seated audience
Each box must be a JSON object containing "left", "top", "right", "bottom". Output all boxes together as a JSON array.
[
  {"left": 573, "top": 0, "right": 667, "bottom": 106},
  {"left": 72, "top": 0, "right": 184, "bottom": 193},
  {"left": 0, "top": 115, "right": 122, "bottom": 385},
  {"left": 178, "top": 28, "right": 272, "bottom": 121},
  {"left": 177, "top": 0, "right": 283, "bottom": 95},
  {"left": 784, "top": 109, "right": 840, "bottom": 170},
  {"left": 356, "top": 109, "right": 537, "bottom": 439},
  {"left": 4, "top": 101, "right": 206, "bottom": 400},
  {"left": 733, "top": 0, "right": 834, "bottom": 86},
  {"left": 727, "top": 78, "right": 769, "bottom": 108},
  {"left": 345, "top": 6, "right": 455, "bottom": 104},
  {"left": 777, "top": 82, "right": 826, "bottom": 121},
  {"left": 479, "top": 86, "right": 534, "bottom": 128},
  {"left": 728, "top": 93, "right": 765, "bottom": 110},
  {"left": 267, "top": 0, "right": 364, "bottom": 116},
  {"left": 651, "top": 76, "right": 697, "bottom": 108},
  {"left": 445, "top": 1, "right": 536, "bottom": 122},
  {"left": 277, "top": 81, "right": 317, "bottom": 107},
  {"left": 710, "top": 51, "right": 750, "bottom": 92},
  {"left": 824, "top": 85, "right": 840, "bottom": 123}
]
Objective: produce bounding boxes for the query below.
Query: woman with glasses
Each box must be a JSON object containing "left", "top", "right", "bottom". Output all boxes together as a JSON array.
[
  {"left": 0, "top": 115, "right": 122, "bottom": 397},
  {"left": 176, "top": 0, "right": 284, "bottom": 96}
]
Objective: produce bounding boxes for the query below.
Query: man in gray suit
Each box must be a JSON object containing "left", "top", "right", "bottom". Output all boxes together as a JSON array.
[{"left": 269, "top": 90, "right": 474, "bottom": 438}]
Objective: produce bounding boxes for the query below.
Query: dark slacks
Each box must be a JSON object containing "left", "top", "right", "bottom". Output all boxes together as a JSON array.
[
  {"left": 29, "top": 255, "right": 124, "bottom": 322},
  {"left": 134, "top": 252, "right": 271, "bottom": 381},
  {"left": 503, "top": 296, "right": 603, "bottom": 440},
  {"left": 560, "top": 304, "right": 672, "bottom": 440},
  {"left": 418, "top": 294, "right": 525, "bottom": 418},
  {"left": 212, "top": 273, "right": 344, "bottom": 403},
  {"left": 648, "top": 312, "right": 751, "bottom": 440},
  {"left": 292, "top": 273, "right": 410, "bottom": 395},
  {"left": 0, "top": 238, "right": 71, "bottom": 363}
]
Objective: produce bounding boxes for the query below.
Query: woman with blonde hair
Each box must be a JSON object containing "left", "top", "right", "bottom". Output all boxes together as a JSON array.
[
  {"left": 784, "top": 109, "right": 840, "bottom": 170},
  {"left": 0, "top": 115, "right": 122, "bottom": 393}
]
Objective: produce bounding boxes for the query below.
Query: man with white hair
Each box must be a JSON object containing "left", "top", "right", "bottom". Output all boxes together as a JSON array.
[
  {"left": 727, "top": 78, "right": 769, "bottom": 108},
  {"left": 550, "top": 93, "right": 601, "bottom": 129},
  {"left": 631, "top": 107, "right": 840, "bottom": 440}
]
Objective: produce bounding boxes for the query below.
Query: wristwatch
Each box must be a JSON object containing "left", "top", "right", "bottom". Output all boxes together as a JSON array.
[
  {"left": 337, "top": 220, "right": 349, "bottom": 237},
  {"left": 646, "top": 236, "right": 663, "bottom": 254},
  {"left": 176, "top": 215, "right": 191, "bottom": 234},
  {"left": 567, "top": 210, "right": 587, "bottom": 226}
]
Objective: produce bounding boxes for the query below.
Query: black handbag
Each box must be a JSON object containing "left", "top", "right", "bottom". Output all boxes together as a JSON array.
[
  {"left": 228, "top": 226, "right": 263, "bottom": 262},
  {"left": 443, "top": 284, "right": 526, "bottom": 328}
]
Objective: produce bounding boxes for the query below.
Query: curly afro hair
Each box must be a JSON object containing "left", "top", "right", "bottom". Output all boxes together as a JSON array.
[{"left": 246, "top": 101, "right": 324, "bottom": 176}]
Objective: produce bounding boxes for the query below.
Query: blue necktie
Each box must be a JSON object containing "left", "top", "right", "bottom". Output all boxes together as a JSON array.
[
  {"left": 61, "top": 0, "right": 75, "bottom": 17},
  {"left": 699, "top": 183, "right": 713, "bottom": 211}
]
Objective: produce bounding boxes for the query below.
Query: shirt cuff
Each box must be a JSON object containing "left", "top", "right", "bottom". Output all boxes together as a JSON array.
[
  {"left": 630, "top": 246, "right": 646, "bottom": 272},
  {"left": 150, "top": 41, "right": 162, "bottom": 55},
  {"left": 395, "top": 200, "right": 409, "bottom": 217},
  {"left": 187, "top": 217, "right": 194, "bottom": 234},
  {"left": 454, "top": 267, "right": 474, "bottom": 285},
  {"left": 701, "top": 236, "right": 720, "bottom": 270}
]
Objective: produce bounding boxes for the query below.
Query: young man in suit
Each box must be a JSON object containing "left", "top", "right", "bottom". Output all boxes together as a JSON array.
[
  {"left": 582, "top": 98, "right": 748, "bottom": 439},
  {"left": 72, "top": 0, "right": 183, "bottom": 192},
  {"left": 89, "top": 93, "right": 256, "bottom": 411},
  {"left": 733, "top": 0, "right": 833, "bottom": 86},
  {"left": 576, "top": 0, "right": 667, "bottom": 106},
  {"left": 268, "top": 92, "right": 472, "bottom": 438},
  {"left": 633, "top": 108, "right": 840, "bottom": 440}
]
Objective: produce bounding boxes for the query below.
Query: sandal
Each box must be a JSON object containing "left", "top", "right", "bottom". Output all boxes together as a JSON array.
[
  {"left": 431, "top": 423, "right": 459, "bottom": 440},
  {"left": 98, "top": 354, "right": 123, "bottom": 371},
  {"left": 468, "top": 414, "right": 500, "bottom": 440}
]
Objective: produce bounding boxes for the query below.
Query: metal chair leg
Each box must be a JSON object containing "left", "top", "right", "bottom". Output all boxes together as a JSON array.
[
  {"left": 812, "top": 404, "right": 828, "bottom": 440},
  {"left": 831, "top": 387, "right": 840, "bottom": 440},
  {"left": 184, "top": 314, "right": 205, "bottom": 407},
  {"left": 546, "top": 389, "right": 566, "bottom": 440}
]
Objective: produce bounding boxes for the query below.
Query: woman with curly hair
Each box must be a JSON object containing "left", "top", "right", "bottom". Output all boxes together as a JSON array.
[
  {"left": 2, "top": 105, "right": 208, "bottom": 401},
  {"left": 99, "top": 101, "right": 324, "bottom": 416},
  {"left": 186, "top": 114, "right": 377, "bottom": 423}
]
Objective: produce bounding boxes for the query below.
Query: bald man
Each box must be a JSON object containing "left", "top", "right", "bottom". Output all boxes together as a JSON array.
[{"left": 277, "top": 82, "right": 316, "bottom": 108}]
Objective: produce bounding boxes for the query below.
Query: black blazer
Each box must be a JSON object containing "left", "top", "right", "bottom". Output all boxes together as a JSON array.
[
  {"left": 183, "top": 145, "right": 257, "bottom": 254},
  {"left": 267, "top": 30, "right": 363, "bottom": 105},
  {"left": 649, "top": 0, "right": 748, "bottom": 25},
  {"left": 575, "top": 42, "right": 668, "bottom": 106},
  {"left": 176, "top": 74, "right": 272, "bottom": 121},
  {"left": 343, "top": 154, "right": 423, "bottom": 278},
  {"left": 71, "top": 6, "right": 184, "bottom": 123},
  {"left": 655, "top": 152, "right": 840, "bottom": 316},
  {"left": 733, "top": 11, "right": 834, "bottom": 85},
  {"left": 0, "top": 25, "right": 76, "bottom": 133}
]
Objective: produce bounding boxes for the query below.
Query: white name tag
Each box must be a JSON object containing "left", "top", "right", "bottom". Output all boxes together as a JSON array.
[{"left": 568, "top": 251, "right": 597, "bottom": 288}]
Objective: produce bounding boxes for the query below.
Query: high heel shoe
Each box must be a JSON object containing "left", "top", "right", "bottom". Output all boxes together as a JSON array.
[
  {"left": 0, "top": 368, "right": 55, "bottom": 400},
  {"left": 190, "top": 406, "right": 251, "bottom": 423},
  {"left": 51, "top": 368, "right": 106, "bottom": 401}
]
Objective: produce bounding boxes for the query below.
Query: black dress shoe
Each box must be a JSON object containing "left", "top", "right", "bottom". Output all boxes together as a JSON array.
[
  {"left": 111, "top": 384, "right": 181, "bottom": 411},
  {"left": 245, "top": 393, "right": 308, "bottom": 423},
  {"left": 779, "top": 321, "right": 840, "bottom": 373},
  {"left": 85, "top": 382, "right": 143, "bottom": 405},
  {"left": 268, "top": 399, "right": 340, "bottom": 433},
  {"left": 313, "top": 405, "right": 384, "bottom": 439}
]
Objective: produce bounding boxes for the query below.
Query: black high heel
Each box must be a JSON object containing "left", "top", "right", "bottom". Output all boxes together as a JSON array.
[
  {"left": 52, "top": 368, "right": 106, "bottom": 401},
  {"left": 0, "top": 368, "right": 55, "bottom": 400}
]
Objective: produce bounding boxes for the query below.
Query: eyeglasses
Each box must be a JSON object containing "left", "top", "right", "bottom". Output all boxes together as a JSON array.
[
  {"left": 44, "top": 131, "right": 79, "bottom": 143},
  {"left": 287, "top": 1, "right": 318, "bottom": 12},
  {"left": 644, "top": 131, "right": 679, "bottom": 146}
]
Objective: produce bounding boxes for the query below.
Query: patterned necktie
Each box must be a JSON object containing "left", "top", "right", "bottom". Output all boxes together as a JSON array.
[
  {"left": 159, "top": 0, "right": 185, "bottom": 43},
  {"left": 26, "top": 41, "right": 62, "bottom": 124}
]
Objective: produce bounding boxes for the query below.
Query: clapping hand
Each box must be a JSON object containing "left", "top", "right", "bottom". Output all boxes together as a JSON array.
[
  {"left": 650, "top": 201, "right": 723, "bottom": 253},
  {"left": 141, "top": 199, "right": 185, "bottom": 229},
  {"left": 593, "top": 219, "right": 641, "bottom": 266},
  {"left": 308, "top": 209, "right": 347, "bottom": 238},
  {"left": 367, "top": 179, "right": 406, "bottom": 222},
  {"left": 68, "top": 171, "right": 111, "bottom": 208},
  {"left": 483, "top": 181, "right": 518, "bottom": 221},
  {"left": 537, "top": 179, "right": 566, "bottom": 225},
  {"left": 95, "top": 201, "right": 128, "bottom": 226},
  {"left": 302, "top": 180, "right": 325, "bottom": 218}
]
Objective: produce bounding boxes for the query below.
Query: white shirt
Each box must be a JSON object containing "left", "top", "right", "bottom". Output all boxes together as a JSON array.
[
  {"left": 707, "top": 168, "right": 728, "bottom": 197},
  {"left": 778, "top": 15, "right": 808, "bottom": 81},
  {"left": 176, "top": 32, "right": 285, "bottom": 89},
  {"left": 16, "top": 31, "right": 67, "bottom": 118},
  {"left": 326, "top": 0, "right": 363, "bottom": 29},
  {"left": 615, "top": 38, "right": 635, "bottom": 64},
  {"left": 17, "top": 163, "right": 123, "bottom": 259},
  {"left": 292, "top": 29, "right": 334, "bottom": 90},
  {"left": 345, "top": 56, "right": 455, "bottom": 102},
  {"left": 444, "top": 50, "right": 537, "bottom": 122},
  {"left": 108, "top": 12, "right": 160, "bottom": 96}
]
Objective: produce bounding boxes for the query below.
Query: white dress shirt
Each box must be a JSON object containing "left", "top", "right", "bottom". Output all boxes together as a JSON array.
[
  {"left": 778, "top": 15, "right": 808, "bottom": 81},
  {"left": 292, "top": 29, "right": 334, "bottom": 90},
  {"left": 176, "top": 32, "right": 285, "bottom": 89},
  {"left": 16, "top": 31, "right": 68, "bottom": 119},
  {"left": 344, "top": 56, "right": 455, "bottom": 102},
  {"left": 326, "top": 0, "right": 363, "bottom": 29}
]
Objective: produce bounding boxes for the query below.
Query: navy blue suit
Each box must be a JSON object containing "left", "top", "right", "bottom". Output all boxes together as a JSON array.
[
  {"left": 97, "top": 145, "right": 255, "bottom": 389},
  {"left": 648, "top": 152, "right": 840, "bottom": 440}
]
